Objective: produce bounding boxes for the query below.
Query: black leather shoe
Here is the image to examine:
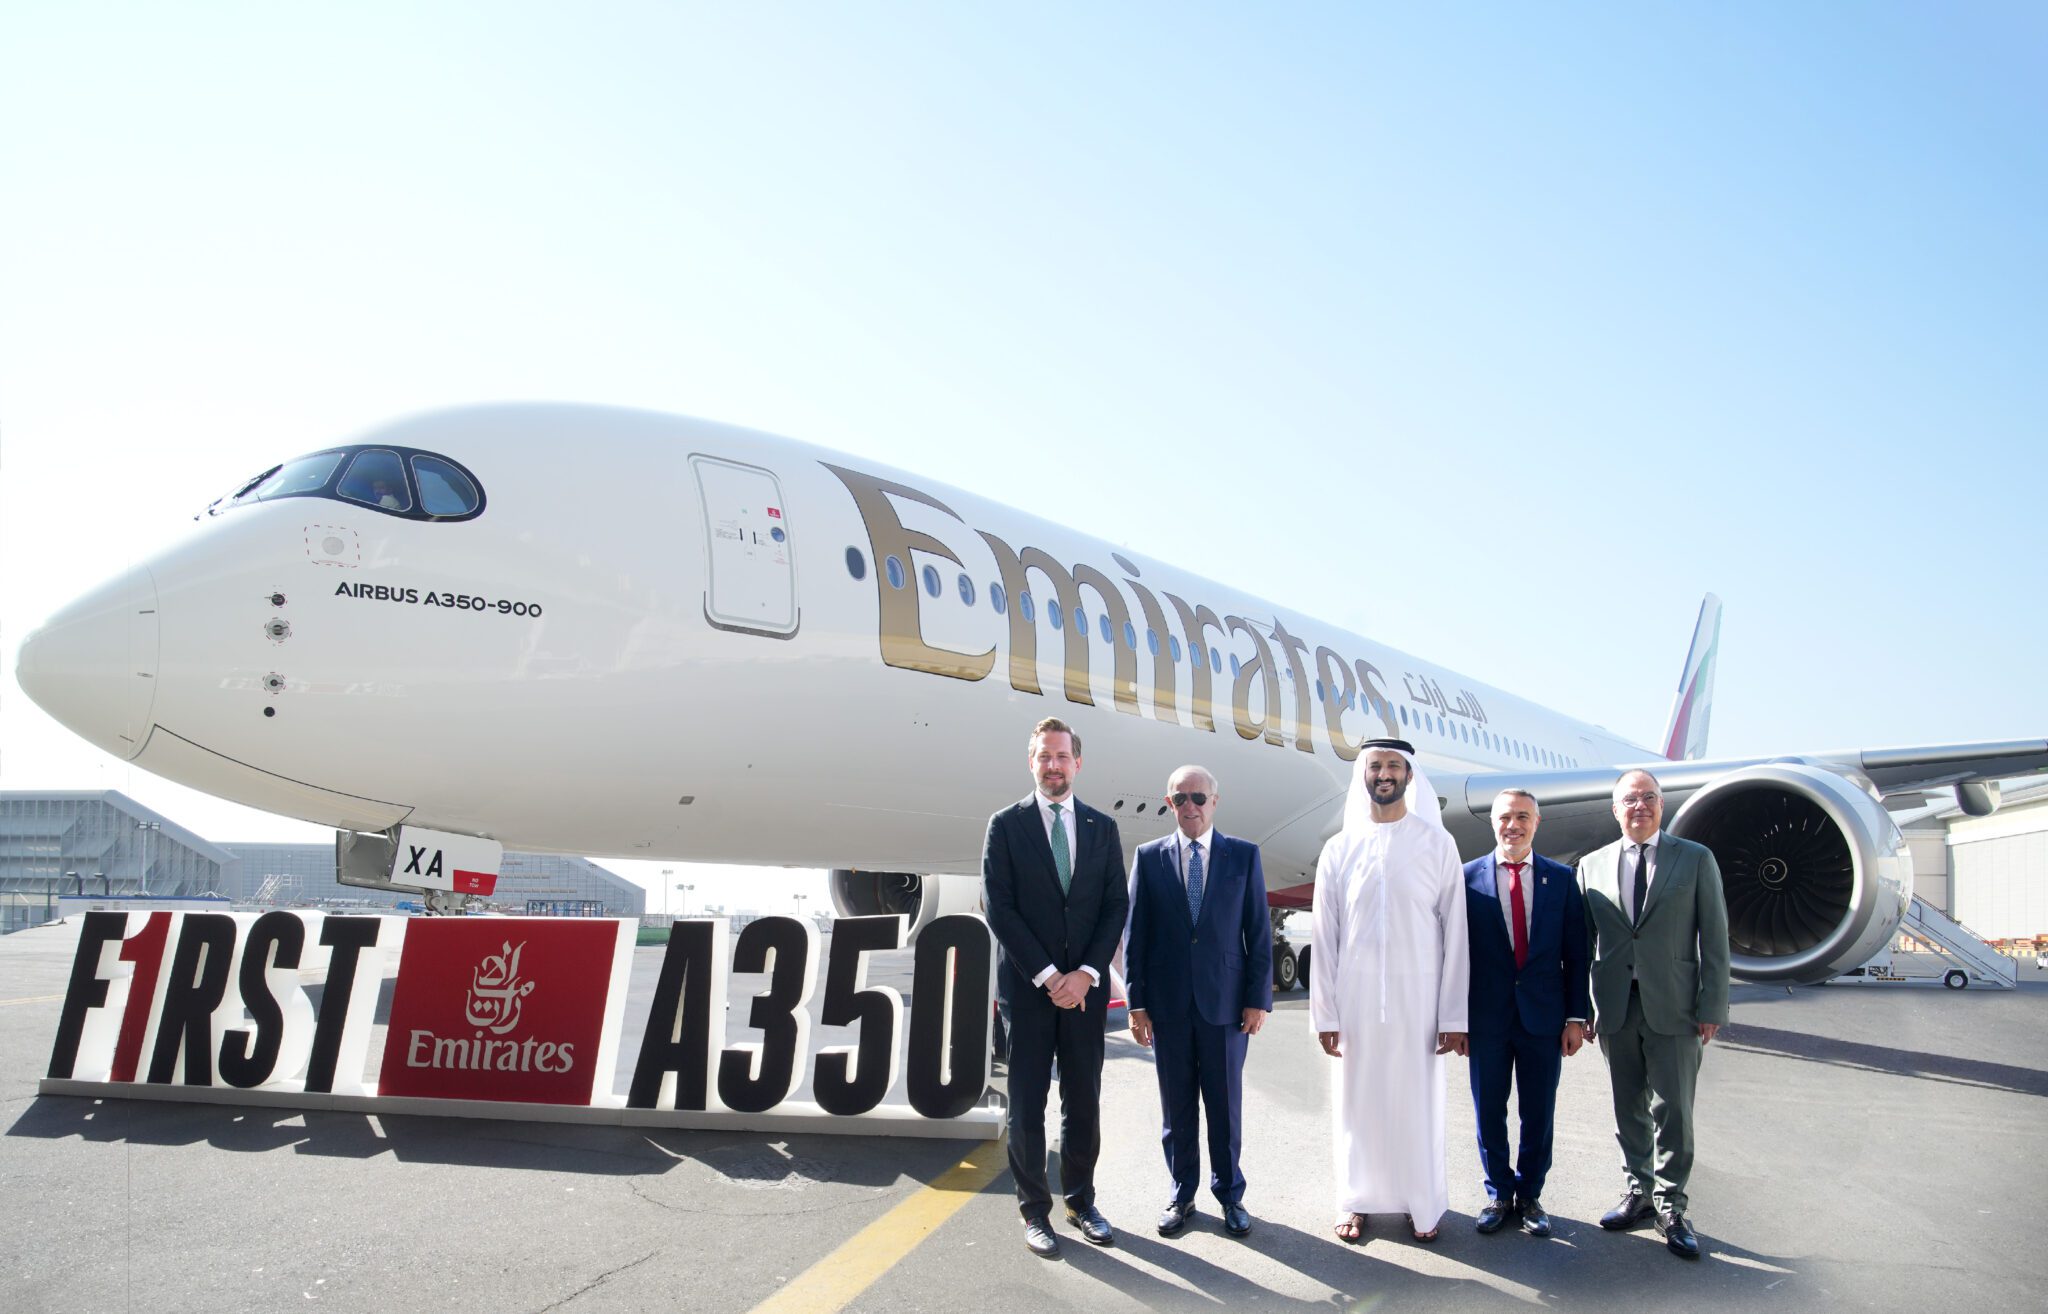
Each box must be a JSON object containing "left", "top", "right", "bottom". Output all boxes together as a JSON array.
[
  {"left": 1066, "top": 1203, "right": 1114, "bottom": 1246},
  {"left": 1023, "top": 1217, "right": 1060, "bottom": 1257},
  {"left": 1157, "top": 1200, "right": 1195, "bottom": 1236},
  {"left": 1600, "top": 1191, "right": 1653, "bottom": 1230},
  {"left": 1475, "top": 1200, "right": 1515, "bottom": 1234},
  {"left": 1222, "top": 1203, "right": 1252, "bottom": 1237},
  {"left": 1657, "top": 1210, "right": 1700, "bottom": 1259},
  {"left": 1519, "top": 1199, "right": 1551, "bottom": 1238}
]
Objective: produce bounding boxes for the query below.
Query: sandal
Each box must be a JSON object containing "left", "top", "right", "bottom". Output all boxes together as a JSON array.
[
  {"left": 1334, "top": 1213, "right": 1367, "bottom": 1244},
  {"left": 1405, "top": 1214, "right": 1440, "bottom": 1243}
]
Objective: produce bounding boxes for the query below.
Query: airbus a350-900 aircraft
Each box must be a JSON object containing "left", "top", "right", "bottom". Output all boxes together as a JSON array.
[{"left": 16, "top": 403, "right": 2047, "bottom": 984}]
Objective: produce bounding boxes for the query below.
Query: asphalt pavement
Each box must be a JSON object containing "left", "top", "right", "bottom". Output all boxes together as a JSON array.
[{"left": 4, "top": 917, "right": 2045, "bottom": 1312}]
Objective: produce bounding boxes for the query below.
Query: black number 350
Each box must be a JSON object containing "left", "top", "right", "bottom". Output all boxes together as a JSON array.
[{"left": 626, "top": 914, "right": 993, "bottom": 1120}]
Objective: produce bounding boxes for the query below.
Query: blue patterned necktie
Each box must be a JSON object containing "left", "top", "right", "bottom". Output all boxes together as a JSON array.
[
  {"left": 1186, "top": 840, "right": 1205, "bottom": 920},
  {"left": 1050, "top": 802, "right": 1072, "bottom": 893}
]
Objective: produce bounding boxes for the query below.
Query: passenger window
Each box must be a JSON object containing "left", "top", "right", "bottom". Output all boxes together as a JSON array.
[
  {"left": 338, "top": 449, "right": 412, "bottom": 512},
  {"left": 412, "top": 455, "right": 481, "bottom": 517}
]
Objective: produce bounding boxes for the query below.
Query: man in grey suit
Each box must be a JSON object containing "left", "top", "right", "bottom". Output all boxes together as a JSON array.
[{"left": 1578, "top": 769, "right": 1730, "bottom": 1260}]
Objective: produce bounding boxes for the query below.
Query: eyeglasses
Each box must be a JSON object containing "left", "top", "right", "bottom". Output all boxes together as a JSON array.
[
  {"left": 1170, "top": 792, "right": 1211, "bottom": 808},
  {"left": 1619, "top": 792, "right": 1661, "bottom": 807}
]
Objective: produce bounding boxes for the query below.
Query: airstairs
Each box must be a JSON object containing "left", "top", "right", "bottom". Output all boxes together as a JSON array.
[{"left": 1887, "top": 897, "right": 2019, "bottom": 989}]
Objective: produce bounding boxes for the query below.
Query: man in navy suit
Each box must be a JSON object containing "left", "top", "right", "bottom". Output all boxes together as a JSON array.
[
  {"left": 1125, "top": 765, "right": 1272, "bottom": 1239},
  {"left": 1464, "top": 788, "right": 1590, "bottom": 1238},
  {"left": 983, "top": 717, "right": 1129, "bottom": 1258}
]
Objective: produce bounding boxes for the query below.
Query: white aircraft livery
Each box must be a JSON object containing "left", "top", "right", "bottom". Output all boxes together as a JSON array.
[{"left": 17, "top": 403, "right": 2048, "bottom": 983}]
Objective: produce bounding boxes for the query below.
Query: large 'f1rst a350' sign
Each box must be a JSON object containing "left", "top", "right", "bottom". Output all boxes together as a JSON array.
[{"left": 45, "top": 911, "right": 994, "bottom": 1123}]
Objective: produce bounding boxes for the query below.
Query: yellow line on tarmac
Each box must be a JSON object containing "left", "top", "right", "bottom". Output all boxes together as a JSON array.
[
  {"left": 0, "top": 994, "right": 67, "bottom": 1007},
  {"left": 748, "top": 1140, "right": 1007, "bottom": 1314}
]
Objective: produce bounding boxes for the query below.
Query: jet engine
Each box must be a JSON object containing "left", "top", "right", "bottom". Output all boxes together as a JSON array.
[
  {"left": 827, "top": 869, "right": 986, "bottom": 941},
  {"left": 1668, "top": 763, "right": 1912, "bottom": 984}
]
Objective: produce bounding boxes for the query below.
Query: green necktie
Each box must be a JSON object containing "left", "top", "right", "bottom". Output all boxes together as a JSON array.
[{"left": 1050, "top": 802, "right": 1073, "bottom": 893}]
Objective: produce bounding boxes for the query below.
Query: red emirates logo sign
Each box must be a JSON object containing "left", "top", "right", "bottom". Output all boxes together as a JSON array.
[{"left": 379, "top": 919, "right": 621, "bottom": 1104}]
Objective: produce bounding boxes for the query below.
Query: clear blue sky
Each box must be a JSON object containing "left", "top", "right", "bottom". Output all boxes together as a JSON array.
[{"left": 3, "top": 4, "right": 2042, "bottom": 909}]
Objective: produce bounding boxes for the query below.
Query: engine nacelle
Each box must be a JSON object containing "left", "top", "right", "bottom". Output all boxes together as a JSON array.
[
  {"left": 1669, "top": 763, "right": 1912, "bottom": 984},
  {"left": 827, "top": 869, "right": 986, "bottom": 941}
]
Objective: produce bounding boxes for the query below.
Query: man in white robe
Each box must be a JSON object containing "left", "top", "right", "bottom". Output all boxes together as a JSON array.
[{"left": 1311, "top": 738, "right": 1470, "bottom": 1242}]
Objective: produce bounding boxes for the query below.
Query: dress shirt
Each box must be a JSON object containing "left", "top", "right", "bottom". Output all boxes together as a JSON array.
[
  {"left": 1172, "top": 826, "right": 1215, "bottom": 892},
  {"left": 1500, "top": 848, "right": 1586, "bottom": 1025},
  {"left": 1623, "top": 833, "right": 1660, "bottom": 924},
  {"left": 1029, "top": 792, "right": 1099, "bottom": 988},
  {"left": 1623, "top": 832, "right": 1659, "bottom": 985},
  {"left": 1494, "top": 849, "right": 1535, "bottom": 943}
]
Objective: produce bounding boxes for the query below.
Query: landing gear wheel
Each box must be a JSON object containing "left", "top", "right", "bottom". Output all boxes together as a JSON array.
[
  {"left": 1297, "top": 946, "right": 1311, "bottom": 996},
  {"left": 1943, "top": 969, "right": 1967, "bottom": 990},
  {"left": 1274, "top": 946, "right": 1299, "bottom": 993}
]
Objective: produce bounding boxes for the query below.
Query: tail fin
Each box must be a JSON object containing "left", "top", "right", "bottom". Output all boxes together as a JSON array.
[{"left": 1661, "top": 593, "right": 1722, "bottom": 761}]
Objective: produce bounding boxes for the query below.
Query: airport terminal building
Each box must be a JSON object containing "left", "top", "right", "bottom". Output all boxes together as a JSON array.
[{"left": 0, "top": 791, "right": 646, "bottom": 933}]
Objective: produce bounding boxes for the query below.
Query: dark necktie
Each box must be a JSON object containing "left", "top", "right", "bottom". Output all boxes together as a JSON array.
[
  {"left": 1186, "top": 841, "right": 1205, "bottom": 921},
  {"left": 1631, "top": 843, "right": 1649, "bottom": 926},
  {"left": 1503, "top": 861, "right": 1529, "bottom": 970}
]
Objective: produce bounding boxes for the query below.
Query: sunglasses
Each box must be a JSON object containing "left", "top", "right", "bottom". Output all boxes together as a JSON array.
[{"left": 1170, "top": 792, "right": 1211, "bottom": 808}]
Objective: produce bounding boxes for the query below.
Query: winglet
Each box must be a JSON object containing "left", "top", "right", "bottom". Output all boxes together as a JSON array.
[{"left": 1661, "top": 593, "right": 1722, "bottom": 761}]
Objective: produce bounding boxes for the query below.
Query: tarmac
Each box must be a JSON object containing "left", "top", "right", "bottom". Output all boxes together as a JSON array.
[{"left": 4, "top": 916, "right": 2046, "bottom": 1312}]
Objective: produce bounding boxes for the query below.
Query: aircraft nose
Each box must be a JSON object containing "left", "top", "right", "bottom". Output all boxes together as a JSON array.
[{"left": 15, "top": 564, "right": 160, "bottom": 761}]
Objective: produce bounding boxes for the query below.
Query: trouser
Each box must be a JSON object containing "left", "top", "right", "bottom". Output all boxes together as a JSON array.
[
  {"left": 1004, "top": 984, "right": 1107, "bottom": 1221},
  {"left": 1468, "top": 1022, "right": 1563, "bottom": 1205},
  {"left": 1149, "top": 1007, "right": 1249, "bottom": 1206},
  {"left": 1600, "top": 984, "right": 1703, "bottom": 1214}
]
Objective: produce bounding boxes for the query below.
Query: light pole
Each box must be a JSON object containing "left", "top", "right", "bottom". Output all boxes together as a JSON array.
[
  {"left": 136, "top": 821, "right": 162, "bottom": 896},
  {"left": 676, "top": 882, "right": 696, "bottom": 918}
]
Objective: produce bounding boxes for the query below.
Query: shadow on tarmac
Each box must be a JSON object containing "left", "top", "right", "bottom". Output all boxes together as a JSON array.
[
  {"left": 1048, "top": 1208, "right": 1807, "bottom": 1310},
  {"left": 1715, "top": 1023, "right": 2048, "bottom": 1097},
  {"left": 6, "top": 1094, "right": 974, "bottom": 1186}
]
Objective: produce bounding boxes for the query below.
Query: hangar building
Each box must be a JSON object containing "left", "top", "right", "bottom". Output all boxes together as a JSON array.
[{"left": 1, "top": 791, "right": 645, "bottom": 933}]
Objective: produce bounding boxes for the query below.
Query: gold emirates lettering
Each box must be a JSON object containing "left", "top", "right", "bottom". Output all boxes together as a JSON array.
[{"left": 823, "top": 463, "right": 1400, "bottom": 758}]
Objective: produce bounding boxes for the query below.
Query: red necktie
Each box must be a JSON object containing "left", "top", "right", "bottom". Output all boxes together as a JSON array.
[{"left": 1504, "top": 861, "right": 1529, "bottom": 970}]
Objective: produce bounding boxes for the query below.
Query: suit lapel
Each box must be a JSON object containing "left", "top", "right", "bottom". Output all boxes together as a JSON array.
[
  {"left": 1151, "top": 840, "right": 1192, "bottom": 929},
  {"left": 1639, "top": 832, "right": 1682, "bottom": 924},
  {"left": 1590, "top": 840, "right": 1626, "bottom": 924},
  {"left": 1528, "top": 858, "right": 1558, "bottom": 946},
  {"left": 1482, "top": 859, "right": 1515, "bottom": 941},
  {"left": 1471, "top": 856, "right": 1514, "bottom": 956},
  {"left": 1018, "top": 797, "right": 1063, "bottom": 902}
]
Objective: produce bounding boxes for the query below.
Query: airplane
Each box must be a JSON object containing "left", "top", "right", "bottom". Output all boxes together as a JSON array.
[{"left": 15, "top": 402, "right": 2048, "bottom": 986}]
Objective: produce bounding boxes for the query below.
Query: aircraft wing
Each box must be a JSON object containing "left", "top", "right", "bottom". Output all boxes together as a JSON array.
[{"left": 1457, "top": 737, "right": 2048, "bottom": 830}]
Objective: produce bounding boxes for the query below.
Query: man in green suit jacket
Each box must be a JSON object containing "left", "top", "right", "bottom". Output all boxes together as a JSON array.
[{"left": 1578, "top": 769, "right": 1729, "bottom": 1260}]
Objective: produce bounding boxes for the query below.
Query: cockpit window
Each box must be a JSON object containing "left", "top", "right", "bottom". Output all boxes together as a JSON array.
[
  {"left": 337, "top": 449, "right": 414, "bottom": 512},
  {"left": 201, "top": 443, "right": 486, "bottom": 523},
  {"left": 236, "top": 451, "right": 348, "bottom": 506},
  {"left": 412, "top": 455, "right": 481, "bottom": 517}
]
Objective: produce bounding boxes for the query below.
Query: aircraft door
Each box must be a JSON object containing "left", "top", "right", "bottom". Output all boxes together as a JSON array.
[{"left": 690, "top": 454, "right": 800, "bottom": 638}]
